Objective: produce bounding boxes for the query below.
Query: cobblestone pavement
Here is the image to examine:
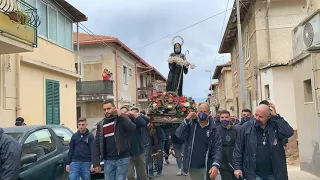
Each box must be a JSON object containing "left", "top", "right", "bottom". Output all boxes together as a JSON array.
[{"left": 92, "top": 158, "right": 320, "bottom": 180}]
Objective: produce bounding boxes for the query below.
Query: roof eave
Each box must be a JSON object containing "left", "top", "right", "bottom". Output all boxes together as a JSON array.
[{"left": 54, "top": 0, "right": 88, "bottom": 23}]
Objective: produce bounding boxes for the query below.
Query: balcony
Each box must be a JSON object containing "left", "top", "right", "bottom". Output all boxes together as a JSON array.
[
  {"left": 76, "top": 80, "right": 114, "bottom": 101},
  {"left": 0, "top": 0, "right": 40, "bottom": 54}
]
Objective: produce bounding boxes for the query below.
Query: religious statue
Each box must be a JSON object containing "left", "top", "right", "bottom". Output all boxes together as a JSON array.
[{"left": 166, "top": 36, "right": 195, "bottom": 96}]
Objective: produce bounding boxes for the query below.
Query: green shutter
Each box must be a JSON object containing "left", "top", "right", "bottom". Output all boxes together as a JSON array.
[{"left": 46, "top": 79, "right": 60, "bottom": 125}]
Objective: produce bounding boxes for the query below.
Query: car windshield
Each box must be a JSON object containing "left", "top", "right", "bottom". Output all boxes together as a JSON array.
[{"left": 6, "top": 132, "right": 23, "bottom": 141}]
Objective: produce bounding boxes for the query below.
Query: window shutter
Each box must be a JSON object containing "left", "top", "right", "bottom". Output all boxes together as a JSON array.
[{"left": 46, "top": 80, "right": 60, "bottom": 125}]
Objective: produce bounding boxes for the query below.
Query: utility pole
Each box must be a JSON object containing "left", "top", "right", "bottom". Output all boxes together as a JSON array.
[{"left": 236, "top": 0, "right": 247, "bottom": 109}]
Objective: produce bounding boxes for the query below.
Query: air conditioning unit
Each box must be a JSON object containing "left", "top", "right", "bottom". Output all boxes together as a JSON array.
[{"left": 292, "top": 10, "right": 320, "bottom": 57}]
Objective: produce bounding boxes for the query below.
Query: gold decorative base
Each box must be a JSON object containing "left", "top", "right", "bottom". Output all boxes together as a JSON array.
[{"left": 148, "top": 113, "right": 186, "bottom": 123}]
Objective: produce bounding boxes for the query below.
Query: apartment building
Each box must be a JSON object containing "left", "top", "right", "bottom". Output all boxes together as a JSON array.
[
  {"left": 0, "top": 0, "right": 87, "bottom": 131},
  {"left": 74, "top": 33, "right": 166, "bottom": 129}
]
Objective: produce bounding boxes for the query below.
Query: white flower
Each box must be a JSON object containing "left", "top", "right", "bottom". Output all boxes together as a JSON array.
[
  {"left": 184, "top": 102, "right": 190, "bottom": 107},
  {"left": 152, "top": 103, "right": 157, "bottom": 108}
]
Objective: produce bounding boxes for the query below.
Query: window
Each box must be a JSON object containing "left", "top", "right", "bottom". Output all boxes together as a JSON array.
[
  {"left": 123, "top": 66, "right": 128, "bottom": 84},
  {"left": 34, "top": 0, "right": 73, "bottom": 50},
  {"left": 245, "top": 26, "right": 250, "bottom": 60},
  {"left": 264, "top": 84, "right": 270, "bottom": 100},
  {"left": 22, "top": 129, "right": 56, "bottom": 160},
  {"left": 304, "top": 79, "right": 313, "bottom": 102},
  {"left": 58, "top": 12, "right": 66, "bottom": 47},
  {"left": 52, "top": 127, "right": 73, "bottom": 146},
  {"left": 46, "top": 79, "right": 60, "bottom": 125},
  {"left": 48, "top": 6, "right": 57, "bottom": 42},
  {"left": 38, "top": 0, "right": 47, "bottom": 37}
]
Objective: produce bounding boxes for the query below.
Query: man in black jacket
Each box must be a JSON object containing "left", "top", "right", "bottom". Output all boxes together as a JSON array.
[
  {"left": 120, "top": 107, "right": 148, "bottom": 180},
  {"left": 217, "top": 110, "right": 237, "bottom": 180},
  {"left": 0, "top": 128, "right": 21, "bottom": 180},
  {"left": 233, "top": 104, "right": 294, "bottom": 180},
  {"left": 92, "top": 100, "right": 136, "bottom": 180},
  {"left": 176, "top": 102, "right": 222, "bottom": 180},
  {"left": 66, "top": 117, "right": 94, "bottom": 180}
]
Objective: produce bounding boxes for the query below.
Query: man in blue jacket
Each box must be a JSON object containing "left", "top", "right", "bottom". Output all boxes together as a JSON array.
[
  {"left": 66, "top": 117, "right": 95, "bottom": 180},
  {"left": 176, "top": 102, "right": 222, "bottom": 180},
  {"left": 233, "top": 104, "right": 294, "bottom": 180}
]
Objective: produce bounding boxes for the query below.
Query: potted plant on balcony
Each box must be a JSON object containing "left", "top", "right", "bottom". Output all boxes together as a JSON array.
[{"left": 8, "top": 9, "right": 30, "bottom": 25}]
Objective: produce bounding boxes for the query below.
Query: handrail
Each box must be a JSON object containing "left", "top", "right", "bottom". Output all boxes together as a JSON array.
[{"left": 0, "top": 0, "right": 40, "bottom": 28}]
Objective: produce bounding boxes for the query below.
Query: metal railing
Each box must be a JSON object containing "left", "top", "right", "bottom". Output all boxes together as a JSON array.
[
  {"left": 0, "top": 0, "right": 40, "bottom": 28},
  {"left": 77, "top": 80, "right": 114, "bottom": 95}
]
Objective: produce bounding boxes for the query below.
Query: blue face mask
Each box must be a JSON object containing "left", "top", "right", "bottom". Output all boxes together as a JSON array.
[
  {"left": 198, "top": 112, "right": 208, "bottom": 122},
  {"left": 221, "top": 120, "right": 229, "bottom": 127},
  {"left": 241, "top": 116, "right": 251, "bottom": 123},
  {"left": 230, "top": 118, "right": 236, "bottom": 122},
  {"left": 255, "top": 120, "right": 263, "bottom": 127}
]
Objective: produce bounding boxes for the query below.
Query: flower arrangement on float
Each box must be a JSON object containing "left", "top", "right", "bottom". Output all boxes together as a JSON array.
[{"left": 147, "top": 92, "right": 197, "bottom": 117}]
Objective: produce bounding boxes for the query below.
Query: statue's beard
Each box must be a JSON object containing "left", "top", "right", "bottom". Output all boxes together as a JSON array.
[{"left": 174, "top": 48, "right": 181, "bottom": 54}]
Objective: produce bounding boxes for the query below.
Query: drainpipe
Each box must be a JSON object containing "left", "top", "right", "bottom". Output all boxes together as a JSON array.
[
  {"left": 76, "top": 23, "right": 80, "bottom": 75},
  {"left": 16, "top": 55, "right": 21, "bottom": 118},
  {"left": 135, "top": 62, "right": 139, "bottom": 104},
  {"left": 265, "top": 0, "right": 272, "bottom": 64},
  {"left": 115, "top": 50, "right": 119, "bottom": 108}
]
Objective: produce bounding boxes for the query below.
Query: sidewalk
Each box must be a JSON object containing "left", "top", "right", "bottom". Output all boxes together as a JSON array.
[{"left": 288, "top": 165, "right": 320, "bottom": 180}]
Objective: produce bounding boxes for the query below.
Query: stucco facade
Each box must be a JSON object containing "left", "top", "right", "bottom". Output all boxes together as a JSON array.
[
  {"left": 213, "top": 61, "right": 235, "bottom": 115},
  {"left": 219, "top": 0, "right": 307, "bottom": 124},
  {"left": 75, "top": 34, "right": 165, "bottom": 129},
  {"left": 290, "top": 2, "right": 320, "bottom": 175},
  {"left": 0, "top": 0, "right": 86, "bottom": 132}
]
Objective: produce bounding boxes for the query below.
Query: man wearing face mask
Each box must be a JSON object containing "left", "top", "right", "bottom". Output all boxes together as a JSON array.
[
  {"left": 92, "top": 100, "right": 136, "bottom": 180},
  {"left": 233, "top": 104, "right": 294, "bottom": 180},
  {"left": 176, "top": 103, "right": 222, "bottom": 180},
  {"left": 213, "top": 111, "right": 221, "bottom": 126},
  {"left": 216, "top": 110, "right": 238, "bottom": 180},
  {"left": 230, "top": 114, "right": 240, "bottom": 125},
  {"left": 239, "top": 109, "right": 252, "bottom": 125}
]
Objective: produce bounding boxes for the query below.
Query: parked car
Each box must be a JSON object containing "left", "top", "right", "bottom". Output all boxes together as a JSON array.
[{"left": 3, "top": 125, "right": 74, "bottom": 180}]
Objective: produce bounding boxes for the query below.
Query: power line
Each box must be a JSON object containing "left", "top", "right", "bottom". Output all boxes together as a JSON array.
[
  {"left": 132, "top": 7, "right": 232, "bottom": 52},
  {"left": 212, "top": 0, "right": 232, "bottom": 71}
]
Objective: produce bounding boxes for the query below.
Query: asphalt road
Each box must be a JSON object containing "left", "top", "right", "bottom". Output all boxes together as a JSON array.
[{"left": 91, "top": 157, "right": 222, "bottom": 180}]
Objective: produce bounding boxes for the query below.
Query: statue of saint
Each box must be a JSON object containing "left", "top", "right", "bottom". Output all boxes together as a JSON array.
[{"left": 166, "top": 36, "right": 192, "bottom": 96}]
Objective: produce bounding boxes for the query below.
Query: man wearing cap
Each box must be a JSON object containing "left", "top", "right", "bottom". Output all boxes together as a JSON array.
[{"left": 15, "top": 117, "right": 26, "bottom": 126}]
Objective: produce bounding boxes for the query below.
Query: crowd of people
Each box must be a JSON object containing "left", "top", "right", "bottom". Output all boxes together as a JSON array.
[{"left": 0, "top": 99, "right": 293, "bottom": 180}]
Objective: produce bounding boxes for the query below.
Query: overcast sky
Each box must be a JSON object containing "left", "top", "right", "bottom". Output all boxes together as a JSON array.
[{"left": 69, "top": 0, "right": 233, "bottom": 99}]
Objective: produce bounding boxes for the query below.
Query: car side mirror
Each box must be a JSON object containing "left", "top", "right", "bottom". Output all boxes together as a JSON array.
[{"left": 21, "top": 154, "right": 37, "bottom": 165}]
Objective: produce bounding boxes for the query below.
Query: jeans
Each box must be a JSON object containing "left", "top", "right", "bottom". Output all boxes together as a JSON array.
[
  {"left": 256, "top": 175, "right": 275, "bottom": 180},
  {"left": 127, "top": 153, "right": 148, "bottom": 180},
  {"left": 104, "top": 157, "right": 130, "bottom": 180},
  {"left": 148, "top": 141, "right": 164, "bottom": 175},
  {"left": 173, "top": 143, "right": 184, "bottom": 169},
  {"left": 69, "top": 162, "right": 91, "bottom": 180}
]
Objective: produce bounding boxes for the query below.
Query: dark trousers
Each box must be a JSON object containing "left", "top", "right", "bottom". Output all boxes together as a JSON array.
[
  {"left": 127, "top": 153, "right": 148, "bottom": 180},
  {"left": 164, "top": 140, "right": 170, "bottom": 160},
  {"left": 220, "top": 169, "right": 237, "bottom": 180}
]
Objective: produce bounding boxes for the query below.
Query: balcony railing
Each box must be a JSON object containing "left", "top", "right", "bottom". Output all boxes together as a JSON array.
[
  {"left": 0, "top": 0, "right": 40, "bottom": 47},
  {"left": 77, "top": 80, "right": 113, "bottom": 95}
]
